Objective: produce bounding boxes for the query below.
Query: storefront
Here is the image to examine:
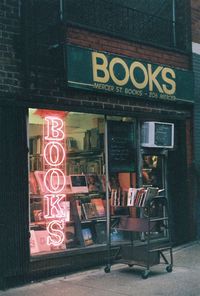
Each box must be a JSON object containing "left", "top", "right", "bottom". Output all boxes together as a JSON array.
[{"left": 0, "top": 45, "right": 194, "bottom": 287}]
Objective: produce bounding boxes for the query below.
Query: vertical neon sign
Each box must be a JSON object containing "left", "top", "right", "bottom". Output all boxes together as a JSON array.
[{"left": 43, "top": 115, "right": 66, "bottom": 247}]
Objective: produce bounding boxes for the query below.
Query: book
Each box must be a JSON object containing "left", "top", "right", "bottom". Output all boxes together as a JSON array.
[
  {"left": 90, "top": 128, "right": 100, "bottom": 150},
  {"left": 144, "top": 187, "right": 159, "bottom": 205},
  {"left": 75, "top": 199, "right": 83, "bottom": 220},
  {"left": 65, "top": 225, "right": 76, "bottom": 248},
  {"left": 29, "top": 172, "right": 39, "bottom": 195},
  {"left": 30, "top": 198, "right": 43, "bottom": 222},
  {"left": 127, "top": 188, "right": 137, "bottom": 206},
  {"left": 91, "top": 198, "right": 105, "bottom": 217},
  {"left": 29, "top": 136, "right": 41, "bottom": 155},
  {"left": 82, "top": 202, "right": 98, "bottom": 219},
  {"left": 137, "top": 188, "right": 146, "bottom": 207},
  {"left": 34, "top": 171, "right": 46, "bottom": 195},
  {"left": 99, "top": 175, "right": 107, "bottom": 192},
  {"left": 59, "top": 201, "right": 70, "bottom": 222},
  {"left": 95, "top": 222, "right": 107, "bottom": 244},
  {"left": 134, "top": 188, "right": 145, "bottom": 206},
  {"left": 111, "top": 189, "right": 116, "bottom": 206},
  {"left": 33, "top": 209, "right": 43, "bottom": 222},
  {"left": 111, "top": 189, "right": 119, "bottom": 206},
  {"left": 30, "top": 230, "right": 40, "bottom": 254},
  {"left": 110, "top": 228, "right": 123, "bottom": 242},
  {"left": 34, "top": 230, "right": 51, "bottom": 252},
  {"left": 121, "top": 190, "right": 128, "bottom": 206},
  {"left": 117, "top": 188, "right": 121, "bottom": 206},
  {"left": 82, "top": 228, "right": 93, "bottom": 246},
  {"left": 139, "top": 189, "right": 147, "bottom": 207},
  {"left": 86, "top": 174, "right": 103, "bottom": 192}
]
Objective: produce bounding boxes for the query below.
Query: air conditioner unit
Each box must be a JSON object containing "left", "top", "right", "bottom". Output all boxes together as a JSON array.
[{"left": 141, "top": 121, "right": 174, "bottom": 148}]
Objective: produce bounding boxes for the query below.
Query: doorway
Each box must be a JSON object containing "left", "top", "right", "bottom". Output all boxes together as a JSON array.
[
  {"left": 141, "top": 154, "right": 166, "bottom": 190},
  {"left": 141, "top": 149, "right": 167, "bottom": 190}
]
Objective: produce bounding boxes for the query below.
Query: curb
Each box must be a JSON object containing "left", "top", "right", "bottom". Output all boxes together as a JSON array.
[{"left": 172, "top": 240, "right": 200, "bottom": 253}]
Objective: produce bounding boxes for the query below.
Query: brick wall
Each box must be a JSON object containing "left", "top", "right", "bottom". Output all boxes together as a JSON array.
[
  {"left": 0, "top": 0, "right": 22, "bottom": 97},
  {"left": 25, "top": 23, "right": 192, "bottom": 118},
  {"left": 67, "top": 27, "right": 191, "bottom": 70},
  {"left": 0, "top": 0, "right": 192, "bottom": 108}
]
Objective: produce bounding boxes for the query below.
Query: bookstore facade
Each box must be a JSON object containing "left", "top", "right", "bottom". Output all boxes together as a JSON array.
[{"left": 0, "top": 46, "right": 194, "bottom": 286}]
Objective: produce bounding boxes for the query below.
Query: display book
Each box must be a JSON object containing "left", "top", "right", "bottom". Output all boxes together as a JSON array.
[
  {"left": 29, "top": 172, "right": 107, "bottom": 251},
  {"left": 67, "top": 173, "right": 107, "bottom": 247},
  {"left": 72, "top": 193, "right": 107, "bottom": 246},
  {"left": 68, "top": 192, "right": 108, "bottom": 247},
  {"left": 111, "top": 186, "right": 162, "bottom": 207},
  {"left": 30, "top": 196, "right": 106, "bottom": 253},
  {"left": 109, "top": 187, "right": 166, "bottom": 244},
  {"left": 30, "top": 195, "right": 75, "bottom": 253}
]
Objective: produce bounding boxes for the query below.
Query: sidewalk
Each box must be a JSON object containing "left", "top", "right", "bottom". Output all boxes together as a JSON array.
[{"left": 1, "top": 240, "right": 200, "bottom": 296}]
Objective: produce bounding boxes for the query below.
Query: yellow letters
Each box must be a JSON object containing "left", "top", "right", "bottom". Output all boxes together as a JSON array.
[
  {"left": 91, "top": 51, "right": 176, "bottom": 95},
  {"left": 92, "top": 52, "right": 109, "bottom": 83},
  {"left": 109, "top": 58, "right": 129, "bottom": 86},
  {"left": 130, "top": 62, "right": 148, "bottom": 89},
  {"left": 162, "top": 68, "right": 176, "bottom": 95},
  {"left": 148, "top": 64, "right": 163, "bottom": 93}
]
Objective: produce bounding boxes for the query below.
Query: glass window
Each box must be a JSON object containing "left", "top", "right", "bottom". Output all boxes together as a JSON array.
[
  {"left": 29, "top": 109, "right": 106, "bottom": 255},
  {"left": 106, "top": 117, "right": 136, "bottom": 244},
  {"left": 142, "top": 155, "right": 164, "bottom": 188},
  {"left": 141, "top": 155, "right": 168, "bottom": 240}
]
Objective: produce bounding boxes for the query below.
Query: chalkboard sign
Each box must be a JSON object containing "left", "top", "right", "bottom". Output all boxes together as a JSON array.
[
  {"left": 155, "top": 123, "right": 173, "bottom": 147},
  {"left": 107, "top": 121, "right": 135, "bottom": 173}
]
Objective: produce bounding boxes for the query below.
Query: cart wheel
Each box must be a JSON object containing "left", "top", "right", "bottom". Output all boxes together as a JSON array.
[
  {"left": 128, "top": 264, "right": 134, "bottom": 267},
  {"left": 104, "top": 266, "right": 111, "bottom": 273},
  {"left": 141, "top": 270, "right": 149, "bottom": 279},
  {"left": 166, "top": 265, "right": 173, "bottom": 273}
]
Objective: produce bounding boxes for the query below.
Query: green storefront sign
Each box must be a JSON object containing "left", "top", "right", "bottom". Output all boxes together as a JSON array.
[{"left": 66, "top": 45, "right": 194, "bottom": 103}]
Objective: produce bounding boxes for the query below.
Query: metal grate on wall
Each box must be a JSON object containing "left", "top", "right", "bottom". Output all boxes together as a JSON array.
[{"left": 26, "top": 0, "right": 191, "bottom": 55}]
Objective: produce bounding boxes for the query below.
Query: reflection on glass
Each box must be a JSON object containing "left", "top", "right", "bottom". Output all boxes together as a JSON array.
[
  {"left": 29, "top": 109, "right": 106, "bottom": 256},
  {"left": 142, "top": 155, "right": 163, "bottom": 189},
  {"left": 142, "top": 155, "right": 168, "bottom": 240}
]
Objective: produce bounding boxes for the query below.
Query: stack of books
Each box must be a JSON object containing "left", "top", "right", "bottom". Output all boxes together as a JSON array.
[
  {"left": 127, "top": 187, "right": 159, "bottom": 207},
  {"left": 80, "top": 198, "right": 105, "bottom": 220}
]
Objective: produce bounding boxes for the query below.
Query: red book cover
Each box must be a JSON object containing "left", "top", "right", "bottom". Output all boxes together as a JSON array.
[
  {"left": 29, "top": 172, "right": 39, "bottom": 195},
  {"left": 91, "top": 198, "right": 105, "bottom": 217}
]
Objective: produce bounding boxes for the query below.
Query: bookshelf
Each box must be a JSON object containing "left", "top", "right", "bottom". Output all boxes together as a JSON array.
[
  {"left": 71, "top": 194, "right": 107, "bottom": 247},
  {"left": 29, "top": 137, "right": 104, "bottom": 175},
  {"left": 29, "top": 134, "right": 106, "bottom": 253}
]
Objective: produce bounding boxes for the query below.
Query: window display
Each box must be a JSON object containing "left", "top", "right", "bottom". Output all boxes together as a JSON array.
[
  {"left": 28, "top": 109, "right": 136, "bottom": 256},
  {"left": 29, "top": 109, "right": 106, "bottom": 255}
]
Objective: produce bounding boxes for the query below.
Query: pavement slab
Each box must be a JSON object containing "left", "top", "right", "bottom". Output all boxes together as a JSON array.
[{"left": 1, "top": 241, "right": 200, "bottom": 296}]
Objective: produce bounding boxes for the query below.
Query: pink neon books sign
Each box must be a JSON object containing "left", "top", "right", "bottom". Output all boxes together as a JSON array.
[{"left": 43, "top": 115, "right": 66, "bottom": 247}]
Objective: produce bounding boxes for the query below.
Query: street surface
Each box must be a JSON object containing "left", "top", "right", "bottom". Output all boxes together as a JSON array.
[{"left": 1, "top": 241, "right": 200, "bottom": 296}]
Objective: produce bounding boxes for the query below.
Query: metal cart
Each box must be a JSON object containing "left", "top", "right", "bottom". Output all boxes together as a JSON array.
[{"left": 104, "top": 195, "right": 173, "bottom": 279}]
